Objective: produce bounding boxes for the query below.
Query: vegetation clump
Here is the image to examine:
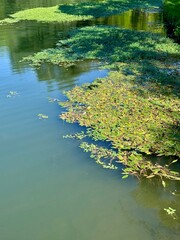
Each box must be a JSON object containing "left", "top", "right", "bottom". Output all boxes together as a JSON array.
[
  {"left": 22, "top": 24, "right": 180, "bottom": 180},
  {"left": 0, "top": 0, "right": 162, "bottom": 24},
  {"left": 60, "top": 69, "right": 180, "bottom": 180},
  {"left": 0, "top": 5, "right": 92, "bottom": 24},
  {"left": 163, "top": 0, "right": 180, "bottom": 42},
  {"left": 10, "top": 0, "right": 180, "bottom": 180},
  {"left": 22, "top": 26, "right": 180, "bottom": 66}
]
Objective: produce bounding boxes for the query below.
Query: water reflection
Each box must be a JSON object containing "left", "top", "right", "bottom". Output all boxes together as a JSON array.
[
  {"left": 35, "top": 61, "right": 108, "bottom": 92},
  {"left": 96, "top": 9, "right": 165, "bottom": 34},
  {"left": 133, "top": 179, "right": 180, "bottom": 234},
  {"left": 0, "top": 20, "right": 89, "bottom": 73}
]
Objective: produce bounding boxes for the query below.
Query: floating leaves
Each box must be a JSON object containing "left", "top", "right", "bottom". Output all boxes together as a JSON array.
[
  {"left": 6, "top": 91, "right": 18, "bottom": 98},
  {"left": 59, "top": 70, "right": 180, "bottom": 180},
  {"left": 48, "top": 97, "right": 60, "bottom": 103},
  {"left": 164, "top": 207, "right": 177, "bottom": 219},
  {"left": 37, "top": 114, "right": 48, "bottom": 120},
  {"left": 162, "top": 180, "right": 166, "bottom": 188},
  {"left": 22, "top": 25, "right": 180, "bottom": 67},
  {"left": 80, "top": 142, "right": 118, "bottom": 170}
]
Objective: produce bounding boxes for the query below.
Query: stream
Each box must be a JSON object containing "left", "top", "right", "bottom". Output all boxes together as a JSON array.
[{"left": 0, "top": 0, "right": 179, "bottom": 239}]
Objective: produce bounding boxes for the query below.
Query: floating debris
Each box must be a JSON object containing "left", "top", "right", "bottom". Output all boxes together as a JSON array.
[
  {"left": 48, "top": 97, "right": 60, "bottom": 103},
  {"left": 6, "top": 91, "right": 18, "bottom": 98},
  {"left": 37, "top": 114, "right": 48, "bottom": 119},
  {"left": 164, "top": 207, "right": 177, "bottom": 219}
]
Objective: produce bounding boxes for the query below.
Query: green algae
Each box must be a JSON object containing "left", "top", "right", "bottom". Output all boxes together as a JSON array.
[
  {"left": 0, "top": 0, "right": 162, "bottom": 25},
  {"left": 0, "top": 5, "right": 92, "bottom": 24}
]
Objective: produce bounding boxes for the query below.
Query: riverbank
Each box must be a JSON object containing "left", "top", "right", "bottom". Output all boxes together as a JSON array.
[{"left": 163, "top": 0, "right": 180, "bottom": 42}]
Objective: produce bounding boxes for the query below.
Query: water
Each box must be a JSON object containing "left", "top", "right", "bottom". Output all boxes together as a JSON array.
[
  {"left": 95, "top": 8, "right": 165, "bottom": 34},
  {"left": 0, "top": 1, "right": 179, "bottom": 239}
]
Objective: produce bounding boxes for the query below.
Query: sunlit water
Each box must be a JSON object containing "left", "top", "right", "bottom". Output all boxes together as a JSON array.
[{"left": 0, "top": 1, "right": 179, "bottom": 239}]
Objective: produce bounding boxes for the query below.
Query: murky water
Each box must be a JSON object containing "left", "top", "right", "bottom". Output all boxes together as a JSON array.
[{"left": 0, "top": 1, "right": 179, "bottom": 239}]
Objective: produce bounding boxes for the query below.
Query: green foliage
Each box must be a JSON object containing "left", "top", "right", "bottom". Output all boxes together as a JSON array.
[
  {"left": 37, "top": 113, "right": 48, "bottom": 119},
  {"left": 80, "top": 142, "right": 118, "bottom": 170},
  {"left": 60, "top": 70, "right": 180, "bottom": 180},
  {"left": 59, "top": 0, "right": 161, "bottom": 18},
  {"left": 10, "top": 0, "right": 180, "bottom": 180},
  {"left": 22, "top": 26, "right": 180, "bottom": 66},
  {"left": 6, "top": 91, "right": 18, "bottom": 98},
  {"left": 0, "top": 0, "right": 161, "bottom": 25},
  {"left": 163, "top": 0, "right": 180, "bottom": 42},
  {"left": 63, "top": 131, "right": 87, "bottom": 140},
  {"left": 164, "top": 207, "right": 177, "bottom": 219},
  {"left": 0, "top": 5, "right": 92, "bottom": 24}
]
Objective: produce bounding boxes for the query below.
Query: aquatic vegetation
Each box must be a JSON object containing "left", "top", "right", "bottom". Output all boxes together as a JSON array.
[
  {"left": 0, "top": 18, "right": 19, "bottom": 25},
  {"left": 15, "top": 2, "right": 180, "bottom": 180},
  {"left": 0, "top": 0, "right": 162, "bottom": 25},
  {"left": 59, "top": 0, "right": 161, "bottom": 18},
  {"left": 22, "top": 26, "right": 180, "bottom": 67},
  {"left": 37, "top": 113, "right": 48, "bottom": 119},
  {"left": 60, "top": 69, "right": 180, "bottom": 179},
  {"left": 80, "top": 142, "right": 118, "bottom": 170},
  {"left": 0, "top": 5, "right": 92, "bottom": 24},
  {"left": 6, "top": 91, "right": 18, "bottom": 98},
  {"left": 23, "top": 24, "right": 180, "bottom": 179},
  {"left": 164, "top": 207, "right": 177, "bottom": 219},
  {"left": 48, "top": 97, "right": 60, "bottom": 103}
]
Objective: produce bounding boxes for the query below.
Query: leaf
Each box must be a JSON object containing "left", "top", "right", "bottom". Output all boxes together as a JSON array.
[
  {"left": 122, "top": 175, "right": 129, "bottom": 179},
  {"left": 171, "top": 159, "right": 178, "bottom": 164},
  {"left": 162, "top": 180, "right": 166, "bottom": 188}
]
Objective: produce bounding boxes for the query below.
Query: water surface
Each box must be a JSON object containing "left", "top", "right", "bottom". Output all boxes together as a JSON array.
[{"left": 0, "top": 1, "right": 179, "bottom": 239}]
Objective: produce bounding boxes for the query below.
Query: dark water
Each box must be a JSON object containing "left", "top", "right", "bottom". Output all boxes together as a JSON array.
[{"left": 0, "top": 1, "right": 179, "bottom": 239}]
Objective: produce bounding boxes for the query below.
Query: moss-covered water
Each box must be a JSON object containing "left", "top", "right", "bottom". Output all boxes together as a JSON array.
[{"left": 0, "top": 0, "right": 179, "bottom": 239}]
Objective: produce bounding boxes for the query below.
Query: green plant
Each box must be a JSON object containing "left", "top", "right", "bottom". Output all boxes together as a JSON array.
[{"left": 164, "top": 207, "right": 177, "bottom": 219}]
